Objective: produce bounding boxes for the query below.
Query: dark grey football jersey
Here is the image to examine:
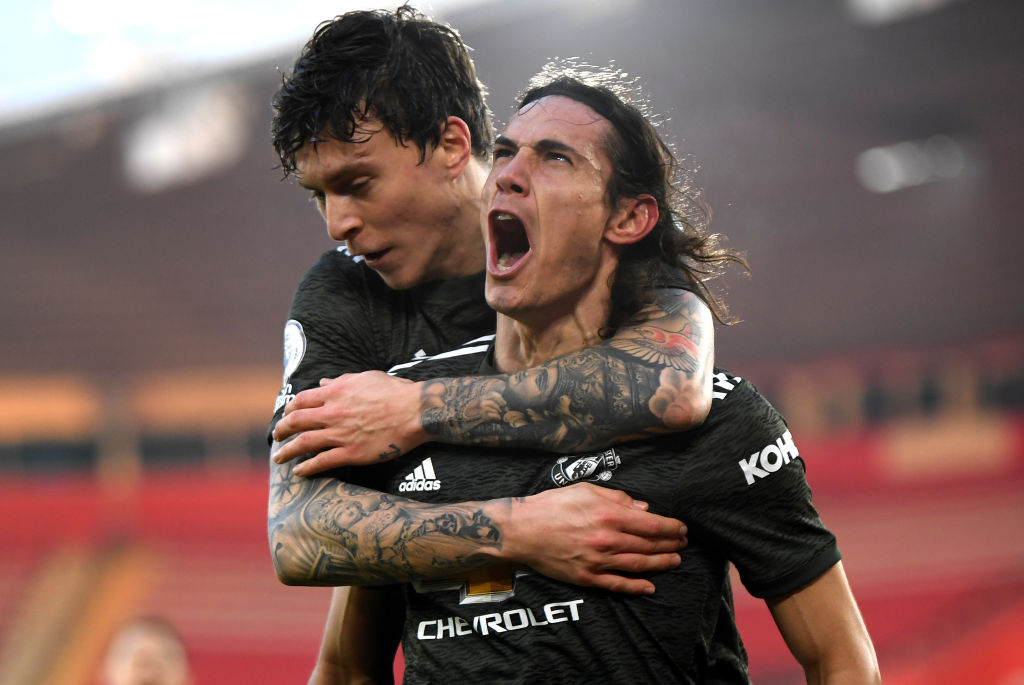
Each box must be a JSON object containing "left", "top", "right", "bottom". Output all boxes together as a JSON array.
[
  {"left": 269, "top": 247, "right": 492, "bottom": 436},
  {"left": 378, "top": 348, "right": 838, "bottom": 684}
]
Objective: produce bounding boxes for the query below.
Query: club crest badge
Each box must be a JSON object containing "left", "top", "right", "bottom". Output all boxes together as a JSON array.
[
  {"left": 282, "top": 319, "right": 306, "bottom": 384},
  {"left": 551, "top": 449, "right": 621, "bottom": 487}
]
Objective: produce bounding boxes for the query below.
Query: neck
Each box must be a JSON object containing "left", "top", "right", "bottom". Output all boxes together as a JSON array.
[
  {"left": 492, "top": 255, "right": 616, "bottom": 372},
  {"left": 440, "top": 158, "right": 489, "bottom": 278},
  {"left": 492, "top": 312, "right": 604, "bottom": 371}
]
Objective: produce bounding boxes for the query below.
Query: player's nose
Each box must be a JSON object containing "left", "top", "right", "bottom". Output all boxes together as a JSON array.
[
  {"left": 494, "top": 154, "right": 530, "bottom": 196},
  {"left": 325, "top": 196, "right": 362, "bottom": 241}
]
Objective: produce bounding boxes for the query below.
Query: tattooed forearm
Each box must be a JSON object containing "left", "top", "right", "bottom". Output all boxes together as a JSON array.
[
  {"left": 269, "top": 458, "right": 505, "bottom": 586},
  {"left": 420, "top": 289, "right": 714, "bottom": 453}
]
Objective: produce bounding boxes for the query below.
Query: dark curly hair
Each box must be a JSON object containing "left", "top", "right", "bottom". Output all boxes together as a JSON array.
[
  {"left": 271, "top": 4, "right": 492, "bottom": 174},
  {"left": 517, "top": 61, "right": 748, "bottom": 330}
]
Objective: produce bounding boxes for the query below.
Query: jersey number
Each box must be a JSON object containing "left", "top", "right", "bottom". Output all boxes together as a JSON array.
[{"left": 412, "top": 563, "right": 528, "bottom": 604}]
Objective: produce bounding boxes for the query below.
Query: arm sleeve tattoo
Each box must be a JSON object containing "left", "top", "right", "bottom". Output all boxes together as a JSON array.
[
  {"left": 420, "top": 288, "right": 713, "bottom": 452},
  {"left": 269, "top": 458, "right": 508, "bottom": 586}
]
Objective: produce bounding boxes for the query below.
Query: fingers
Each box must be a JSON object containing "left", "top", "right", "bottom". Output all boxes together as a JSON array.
[
  {"left": 584, "top": 574, "right": 657, "bottom": 595},
  {"left": 570, "top": 553, "right": 684, "bottom": 595},
  {"left": 282, "top": 385, "right": 327, "bottom": 415},
  {"left": 573, "top": 485, "right": 686, "bottom": 541},
  {"left": 584, "top": 486, "right": 687, "bottom": 540},
  {"left": 270, "top": 436, "right": 303, "bottom": 465},
  {"left": 549, "top": 483, "right": 688, "bottom": 546},
  {"left": 271, "top": 429, "right": 332, "bottom": 465},
  {"left": 615, "top": 507, "right": 688, "bottom": 541},
  {"left": 576, "top": 555, "right": 682, "bottom": 595},
  {"left": 273, "top": 405, "right": 328, "bottom": 441},
  {"left": 602, "top": 552, "right": 682, "bottom": 574},
  {"left": 570, "top": 482, "right": 657, "bottom": 514},
  {"left": 291, "top": 449, "right": 346, "bottom": 477},
  {"left": 589, "top": 528, "right": 687, "bottom": 557}
]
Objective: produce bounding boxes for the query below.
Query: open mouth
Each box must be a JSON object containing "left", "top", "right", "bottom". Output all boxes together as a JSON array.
[
  {"left": 490, "top": 211, "right": 531, "bottom": 274},
  {"left": 355, "top": 247, "right": 390, "bottom": 266}
]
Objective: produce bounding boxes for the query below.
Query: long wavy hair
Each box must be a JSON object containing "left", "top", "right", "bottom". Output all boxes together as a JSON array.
[{"left": 518, "top": 62, "right": 748, "bottom": 332}]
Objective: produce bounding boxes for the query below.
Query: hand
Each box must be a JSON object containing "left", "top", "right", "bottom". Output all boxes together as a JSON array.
[
  {"left": 499, "top": 483, "right": 688, "bottom": 594},
  {"left": 272, "top": 371, "right": 429, "bottom": 476}
]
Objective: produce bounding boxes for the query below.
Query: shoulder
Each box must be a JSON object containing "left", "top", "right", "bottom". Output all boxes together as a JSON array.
[
  {"left": 278, "top": 248, "right": 391, "bottom": 388},
  {"left": 701, "top": 368, "right": 802, "bottom": 486},
  {"left": 288, "top": 247, "right": 400, "bottom": 323},
  {"left": 708, "top": 369, "right": 778, "bottom": 420}
]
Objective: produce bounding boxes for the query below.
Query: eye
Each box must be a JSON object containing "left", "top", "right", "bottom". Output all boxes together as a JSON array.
[
  {"left": 309, "top": 189, "right": 326, "bottom": 208},
  {"left": 492, "top": 147, "right": 515, "bottom": 161},
  {"left": 546, "top": 150, "right": 571, "bottom": 163}
]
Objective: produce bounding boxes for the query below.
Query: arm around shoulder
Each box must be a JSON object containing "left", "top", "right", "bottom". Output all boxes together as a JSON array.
[
  {"left": 271, "top": 288, "right": 714, "bottom": 472},
  {"left": 420, "top": 288, "right": 714, "bottom": 453}
]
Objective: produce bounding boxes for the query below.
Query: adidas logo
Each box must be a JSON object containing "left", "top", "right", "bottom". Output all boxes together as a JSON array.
[{"left": 399, "top": 457, "right": 442, "bottom": 493}]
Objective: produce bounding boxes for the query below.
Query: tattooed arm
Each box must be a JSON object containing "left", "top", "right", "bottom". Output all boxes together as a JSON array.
[
  {"left": 422, "top": 289, "right": 712, "bottom": 451},
  {"left": 269, "top": 460, "right": 687, "bottom": 589},
  {"left": 273, "top": 289, "right": 712, "bottom": 475}
]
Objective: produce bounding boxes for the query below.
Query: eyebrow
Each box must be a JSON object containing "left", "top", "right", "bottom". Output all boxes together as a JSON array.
[
  {"left": 297, "top": 161, "right": 373, "bottom": 191},
  {"left": 494, "top": 135, "right": 579, "bottom": 157}
]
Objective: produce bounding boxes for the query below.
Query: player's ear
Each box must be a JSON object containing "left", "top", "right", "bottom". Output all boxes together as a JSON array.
[
  {"left": 438, "top": 116, "right": 474, "bottom": 178},
  {"left": 604, "top": 194, "right": 659, "bottom": 245}
]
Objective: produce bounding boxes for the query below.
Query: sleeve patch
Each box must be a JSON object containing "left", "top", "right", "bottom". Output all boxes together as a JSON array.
[
  {"left": 282, "top": 319, "right": 307, "bottom": 384},
  {"left": 738, "top": 430, "right": 800, "bottom": 485}
]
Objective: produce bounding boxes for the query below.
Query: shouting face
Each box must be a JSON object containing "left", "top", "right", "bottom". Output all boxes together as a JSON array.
[{"left": 481, "top": 95, "right": 623, "bottom": 323}]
